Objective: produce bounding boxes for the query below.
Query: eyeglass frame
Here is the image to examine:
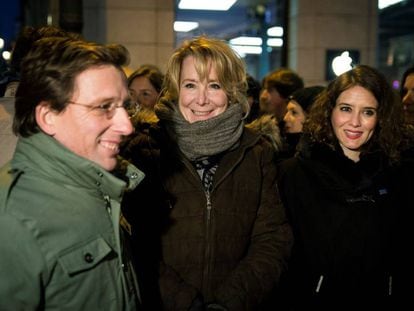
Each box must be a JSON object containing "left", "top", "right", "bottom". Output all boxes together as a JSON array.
[{"left": 67, "top": 99, "right": 139, "bottom": 119}]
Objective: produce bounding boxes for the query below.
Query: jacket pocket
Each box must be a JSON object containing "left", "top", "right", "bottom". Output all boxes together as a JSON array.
[{"left": 58, "top": 237, "right": 113, "bottom": 276}]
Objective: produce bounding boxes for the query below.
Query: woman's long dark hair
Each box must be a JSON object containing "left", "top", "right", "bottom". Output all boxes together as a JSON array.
[{"left": 304, "top": 64, "right": 408, "bottom": 163}]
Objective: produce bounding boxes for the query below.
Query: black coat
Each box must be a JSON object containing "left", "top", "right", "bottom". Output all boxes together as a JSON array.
[{"left": 277, "top": 141, "right": 414, "bottom": 310}]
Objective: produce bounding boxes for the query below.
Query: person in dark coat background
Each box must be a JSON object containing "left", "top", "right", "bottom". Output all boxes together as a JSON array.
[
  {"left": 277, "top": 64, "right": 414, "bottom": 310},
  {"left": 281, "top": 85, "right": 325, "bottom": 158},
  {"left": 244, "top": 73, "right": 262, "bottom": 123},
  {"left": 400, "top": 65, "right": 414, "bottom": 125},
  {"left": 259, "top": 68, "right": 304, "bottom": 123}
]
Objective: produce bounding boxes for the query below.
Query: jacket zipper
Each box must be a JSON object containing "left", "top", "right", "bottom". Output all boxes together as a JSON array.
[
  {"left": 181, "top": 158, "right": 214, "bottom": 294},
  {"left": 206, "top": 190, "right": 212, "bottom": 221},
  {"left": 179, "top": 137, "right": 257, "bottom": 296},
  {"left": 202, "top": 189, "right": 212, "bottom": 295},
  {"left": 315, "top": 274, "right": 324, "bottom": 293},
  {"left": 388, "top": 275, "right": 392, "bottom": 296}
]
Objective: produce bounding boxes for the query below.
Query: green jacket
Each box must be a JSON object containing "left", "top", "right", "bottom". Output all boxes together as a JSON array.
[{"left": 0, "top": 132, "right": 144, "bottom": 310}]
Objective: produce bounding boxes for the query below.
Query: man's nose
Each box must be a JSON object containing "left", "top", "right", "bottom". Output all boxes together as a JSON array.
[{"left": 113, "top": 107, "right": 134, "bottom": 136}]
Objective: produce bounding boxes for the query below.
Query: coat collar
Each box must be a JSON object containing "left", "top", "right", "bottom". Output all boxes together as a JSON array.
[
  {"left": 12, "top": 132, "right": 144, "bottom": 201},
  {"left": 296, "top": 138, "right": 389, "bottom": 194},
  {"left": 210, "top": 127, "right": 261, "bottom": 187}
]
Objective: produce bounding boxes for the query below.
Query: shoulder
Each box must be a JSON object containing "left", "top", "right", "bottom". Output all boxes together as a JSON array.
[
  {"left": 245, "top": 115, "right": 283, "bottom": 152},
  {"left": 0, "top": 165, "right": 24, "bottom": 212},
  {"left": 240, "top": 127, "right": 278, "bottom": 163},
  {"left": 0, "top": 211, "right": 46, "bottom": 279},
  {"left": 0, "top": 166, "right": 46, "bottom": 254},
  {"left": 242, "top": 127, "right": 273, "bottom": 150}
]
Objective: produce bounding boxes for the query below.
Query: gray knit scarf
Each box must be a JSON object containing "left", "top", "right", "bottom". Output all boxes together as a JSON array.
[{"left": 155, "top": 99, "right": 246, "bottom": 161}]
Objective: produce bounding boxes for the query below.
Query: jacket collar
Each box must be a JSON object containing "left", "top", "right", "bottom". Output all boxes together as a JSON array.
[
  {"left": 296, "top": 138, "right": 388, "bottom": 193},
  {"left": 12, "top": 132, "right": 144, "bottom": 201},
  {"left": 211, "top": 127, "right": 261, "bottom": 187}
]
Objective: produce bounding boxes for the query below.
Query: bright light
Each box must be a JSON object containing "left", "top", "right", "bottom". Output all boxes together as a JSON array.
[
  {"left": 267, "top": 38, "right": 283, "bottom": 47},
  {"left": 174, "top": 21, "right": 199, "bottom": 32},
  {"left": 0, "top": 38, "right": 4, "bottom": 50},
  {"left": 178, "top": 0, "right": 237, "bottom": 11},
  {"left": 331, "top": 51, "right": 353, "bottom": 76},
  {"left": 230, "top": 45, "right": 262, "bottom": 57},
  {"left": 267, "top": 26, "right": 283, "bottom": 37},
  {"left": 392, "top": 80, "right": 400, "bottom": 90},
  {"left": 2, "top": 51, "right": 11, "bottom": 61},
  {"left": 378, "top": 0, "right": 403, "bottom": 9},
  {"left": 229, "top": 36, "right": 262, "bottom": 46}
]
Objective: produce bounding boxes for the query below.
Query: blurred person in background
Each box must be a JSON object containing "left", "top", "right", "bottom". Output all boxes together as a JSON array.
[
  {"left": 244, "top": 73, "right": 261, "bottom": 123},
  {"left": 120, "top": 64, "right": 164, "bottom": 168},
  {"left": 120, "top": 64, "right": 164, "bottom": 180},
  {"left": 400, "top": 65, "right": 414, "bottom": 125},
  {"left": 259, "top": 68, "right": 304, "bottom": 123},
  {"left": 282, "top": 85, "right": 325, "bottom": 157},
  {"left": 128, "top": 64, "right": 164, "bottom": 111}
]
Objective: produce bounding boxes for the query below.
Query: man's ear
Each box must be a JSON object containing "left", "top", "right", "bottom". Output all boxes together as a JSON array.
[{"left": 35, "top": 102, "right": 58, "bottom": 135}]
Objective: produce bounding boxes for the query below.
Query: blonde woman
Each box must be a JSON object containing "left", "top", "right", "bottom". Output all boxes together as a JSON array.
[{"left": 123, "top": 36, "right": 293, "bottom": 310}]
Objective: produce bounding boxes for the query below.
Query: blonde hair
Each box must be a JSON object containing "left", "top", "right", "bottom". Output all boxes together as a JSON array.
[{"left": 160, "top": 35, "right": 249, "bottom": 113}]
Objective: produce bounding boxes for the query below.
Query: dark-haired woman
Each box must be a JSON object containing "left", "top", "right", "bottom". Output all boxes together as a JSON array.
[{"left": 277, "top": 65, "right": 414, "bottom": 310}]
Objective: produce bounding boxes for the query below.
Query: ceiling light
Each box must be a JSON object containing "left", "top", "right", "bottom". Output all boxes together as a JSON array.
[
  {"left": 230, "top": 45, "right": 262, "bottom": 57},
  {"left": 267, "top": 38, "right": 283, "bottom": 47},
  {"left": 378, "top": 0, "right": 403, "bottom": 9},
  {"left": 267, "top": 26, "right": 283, "bottom": 37},
  {"left": 2, "top": 50, "right": 11, "bottom": 61},
  {"left": 178, "top": 0, "right": 237, "bottom": 11},
  {"left": 229, "top": 36, "right": 262, "bottom": 46},
  {"left": 174, "top": 21, "right": 199, "bottom": 32}
]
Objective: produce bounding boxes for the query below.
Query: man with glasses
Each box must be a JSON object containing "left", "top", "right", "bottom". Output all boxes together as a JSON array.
[{"left": 0, "top": 36, "right": 144, "bottom": 310}]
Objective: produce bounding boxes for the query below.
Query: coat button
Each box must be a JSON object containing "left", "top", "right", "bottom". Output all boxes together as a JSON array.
[{"left": 84, "top": 253, "right": 94, "bottom": 263}]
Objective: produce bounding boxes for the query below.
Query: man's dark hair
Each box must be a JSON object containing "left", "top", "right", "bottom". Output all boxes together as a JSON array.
[
  {"left": 262, "top": 68, "right": 304, "bottom": 98},
  {"left": 0, "top": 26, "right": 79, "bottom": 96},
  {"left": 128, "top": 64, "right": 164, "bottom": 93},
  {"left": 10, "top": 26, "right": 80, "bottom": 73},
  {"left": 13, "top": 37, "right": 130, "bottom": 137}
]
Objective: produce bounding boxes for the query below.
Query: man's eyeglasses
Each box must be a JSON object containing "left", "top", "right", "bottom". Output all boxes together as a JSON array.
[{"left": 68, "top": 100, "right": 139, "bottom": 119}]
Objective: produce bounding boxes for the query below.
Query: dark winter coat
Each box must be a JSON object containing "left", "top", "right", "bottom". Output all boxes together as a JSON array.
[
  {"left": 277, "top": 140, "right": 414, "bottom": 310},
  {"left": 122, "top": 125, "right": 293, "bottom": 311}
]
